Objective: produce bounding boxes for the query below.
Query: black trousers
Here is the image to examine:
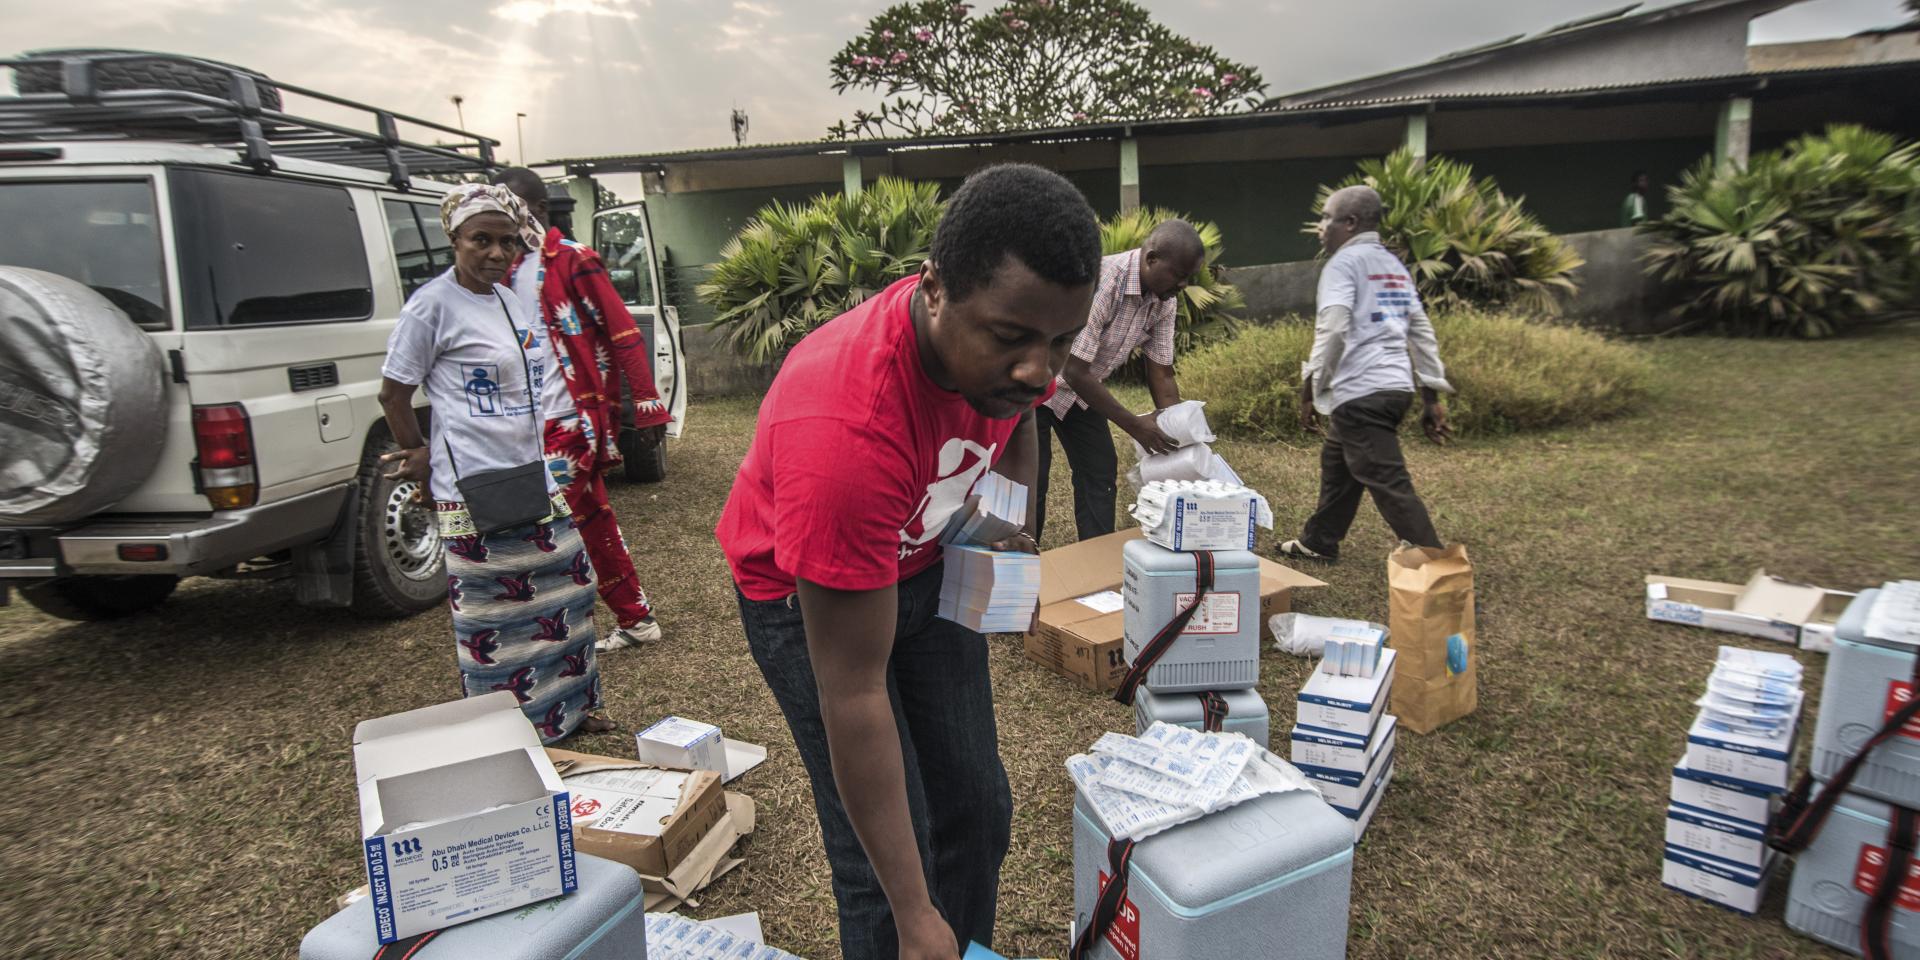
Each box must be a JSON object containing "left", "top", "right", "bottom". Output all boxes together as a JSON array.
[
  {"left": 1299, "top": 390, "right": 1442, "bottom": 557},
  {"left": 1035, "top": 404, "right": 1118, "bottom": 542}
]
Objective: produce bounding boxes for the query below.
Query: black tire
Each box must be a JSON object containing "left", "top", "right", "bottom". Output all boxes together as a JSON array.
[
  {"left": 20, "top": 575, "right": 178, "bottom": 621},
  {"left": 619, "top": 428, "right": 667, "bottom": 484},
  {"left": 348, "top": 431, "right": 446, "bottom": 619},
  {"left": 15, "top": 49, "right": 283, "bottom": 111}
]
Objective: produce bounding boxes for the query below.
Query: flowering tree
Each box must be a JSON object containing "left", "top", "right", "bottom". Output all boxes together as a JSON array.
[{"left": 827, "top": 0, "right": 1265, "bottom": 139}]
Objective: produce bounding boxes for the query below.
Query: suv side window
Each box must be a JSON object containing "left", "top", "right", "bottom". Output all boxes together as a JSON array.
[
  {"left": 384, "top": 199, "right": 450, "bottom": 300},
  {"left": 169, "top": 169, "right": 373, "bottom": 328}
]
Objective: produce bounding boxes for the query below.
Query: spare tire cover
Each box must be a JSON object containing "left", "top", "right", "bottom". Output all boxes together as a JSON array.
[{"left": 0, "top": 267, "right": 166, "bottom": 524}]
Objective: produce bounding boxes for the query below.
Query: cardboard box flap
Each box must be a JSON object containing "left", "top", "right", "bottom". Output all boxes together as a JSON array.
[
  {"left": 353, "top": 692, "right": 542, "bottom": 784},
  {"left": 1037, "top": 529, "right": 1141, "bottom": 605},
  {"left": 546, "top": 747, "right": 722, "bottom": 808},
  {"left": 1258, "top": 557, "right": 1326, "bottom": 593},
  {"left": 1647, "top": 574, "right": 1743, "bottom": 607},
  {"left": 1732, "top": 570, "right": 1829, "bottom": 624}
]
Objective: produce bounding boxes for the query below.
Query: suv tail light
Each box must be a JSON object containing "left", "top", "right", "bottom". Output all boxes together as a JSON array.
[{"left": 192, "top": 404, "right": 258, "bottom": 510}]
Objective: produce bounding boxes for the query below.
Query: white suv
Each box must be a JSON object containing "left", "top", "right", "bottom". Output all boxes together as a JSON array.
[{"left": 0, "top": 50, "right": 686, "bottom": 620}]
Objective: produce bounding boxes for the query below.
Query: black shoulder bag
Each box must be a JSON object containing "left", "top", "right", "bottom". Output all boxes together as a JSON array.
[{"left": 446, "top": 295, "right": 551, "bottom": 536}]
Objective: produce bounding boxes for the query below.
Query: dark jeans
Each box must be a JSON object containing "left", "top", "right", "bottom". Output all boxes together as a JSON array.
[
  {"left": 1035, "top": 404, "right": 1118, "bottom": 542},
  {"left": 736, "top": 562, "right": 1013, "bottom": 960},
  {"left": 1300, "top": 390, "right": 1442, "bottom": 557}
]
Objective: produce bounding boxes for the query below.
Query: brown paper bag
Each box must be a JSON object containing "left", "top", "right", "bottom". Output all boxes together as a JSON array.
[{"left": 1388, "top": 543, "right": 1477, "bottom": 734}]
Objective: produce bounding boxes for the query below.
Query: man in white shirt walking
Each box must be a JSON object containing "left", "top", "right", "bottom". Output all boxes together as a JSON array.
[
  {"left": 1280, "top": 186, "right": 1454, "bottom": 563},
  {"left": 1036, "top": 220, "right": 1204, "bottom": 541}
]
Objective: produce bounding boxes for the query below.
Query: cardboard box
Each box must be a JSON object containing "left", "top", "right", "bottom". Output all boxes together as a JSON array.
[
  {"left": 354, "top": 693, "right": 578, "bottom": 944},
  {"left": 1289, "top": 716, "right": 1391, "bottom": 778},
  {"left": 1297, "top": 648, "right": 1397, "bottom": 736},
  {"left": 1662, "top": 845, "right": 1775, "bottom": 915},
  {"left": 546, "top": 748, "right": 728, "bottom": 879},
  {"left": 1671, "top": 755, "right": 1778, "bottom": 828},
  {"left": 1684, "top": 710, "right": 1799, "bottom": 794},
  {"left": 637, "top": 716, "right": 728, "bottom": 778},
  {"left": 1024, "top": 530, "right": 1323, "bottom": 692},
  {"left": 1304, "top": 716, "right": 1397, "bottom": 813},
  {"left": 1665, "top": 804, "right": 1769, "bottom": 871},
  {"left": 1646, "top": 571, "right": 1854, "bottom": 649},
  {"left": 1350, "top": 762, "right": 1393, "bottom": 841}
]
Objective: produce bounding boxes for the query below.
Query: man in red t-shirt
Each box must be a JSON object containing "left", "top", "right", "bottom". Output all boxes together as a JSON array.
[{"left": 717, "top": 164, "right": 1103, "bottom": 960}]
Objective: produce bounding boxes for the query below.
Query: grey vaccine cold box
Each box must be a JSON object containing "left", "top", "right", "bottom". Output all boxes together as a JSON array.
[
  {"left": 1813, "top": 588, "right": 1920, "bottom": 807},
  {"left": 1133, "top": 686, "right": 1270, "bottom": 745},
  {"left": 1072, "top": 788, "right": 1354, "bottom": 960},
  {"left": 1122, "top": 540, "right": 1261, "bottom": 693},
  {"left": 1785, "top": 789, "right": 1920, "bottom": 959}
]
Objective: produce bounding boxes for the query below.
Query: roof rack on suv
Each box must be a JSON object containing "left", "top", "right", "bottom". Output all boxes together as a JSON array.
[{"left": 0, "top": 50, "right": 500, "bottom": 189}]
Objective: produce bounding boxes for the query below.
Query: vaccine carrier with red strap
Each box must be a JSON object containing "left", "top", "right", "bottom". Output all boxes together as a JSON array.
[
  {"left": 1121, "top": 540, "right": 1260, "bottom": 694},
  {"left": 1070, "top": 786, "right": 1354, "bottom": 960},
  {"left": 300, "top": 852, "right": 647, "bottom": 960},
  {"left": 1786, "top": 789, "right": 1920, "bottom": 958},
  {"left": 1133, "top": 687, "right": 1269, "bottom": 745},
  {"left": 1814, "top": 588, "right": 1920, "bottom": 807}
]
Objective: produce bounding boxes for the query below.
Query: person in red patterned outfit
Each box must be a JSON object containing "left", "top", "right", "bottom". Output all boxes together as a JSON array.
[{"left": 497, "top": 168, "right": 672, "bottom": 651}]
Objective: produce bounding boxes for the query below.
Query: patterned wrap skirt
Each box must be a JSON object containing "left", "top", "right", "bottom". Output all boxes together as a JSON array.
[{"left": 438, "top": 495, "right": 602, "bottom": 743}]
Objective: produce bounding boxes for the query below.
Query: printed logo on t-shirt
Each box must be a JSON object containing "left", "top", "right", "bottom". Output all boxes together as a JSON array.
[
  {"left": 466, "top": 364, "right": 504, "bottom": 416},
  {"left": 897, "top": 436, "right": 996, "bottom": 558}
]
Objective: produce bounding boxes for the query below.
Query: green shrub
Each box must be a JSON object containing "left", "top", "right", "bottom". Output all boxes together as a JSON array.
[
  {"left": 1313, "top": 148, "right": 1584, "bottom": 316},
  {"left": 1181, "top": 311, "right": 1652, "bottom": 441},
  {"left": 1100, "top": 207, "right": 1244, "bottom": 355},
  {"left": 1639, "top": 124, "right": 1920, "bottom": 338},
  {"left": 700, "top": 180, "right": 1250, "bottom": 362},
  {"left": 698, "top": 177, "right": 942, "bottom": 363}
]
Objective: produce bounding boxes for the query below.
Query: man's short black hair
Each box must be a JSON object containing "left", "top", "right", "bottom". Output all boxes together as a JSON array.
[
  {"left": 931, "top": 163, "right": 1101, "bottom": 303},
  {"left": 493, "top": 166, "right": 545, "bottom": 197}
]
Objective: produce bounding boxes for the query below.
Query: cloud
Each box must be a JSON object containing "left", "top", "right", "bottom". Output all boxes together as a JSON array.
[{"left": 491, "top": 0, "right": 645, "bottom": 25}]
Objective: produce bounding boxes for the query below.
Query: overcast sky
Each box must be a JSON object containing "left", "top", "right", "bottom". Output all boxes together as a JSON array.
[{"left": 6, "top": 0, "right": 1907, "bottom": 167}]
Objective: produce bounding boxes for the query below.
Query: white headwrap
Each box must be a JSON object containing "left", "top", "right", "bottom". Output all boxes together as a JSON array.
[{"left": 439, "top": 183, "right": 544, "bottom": 251}]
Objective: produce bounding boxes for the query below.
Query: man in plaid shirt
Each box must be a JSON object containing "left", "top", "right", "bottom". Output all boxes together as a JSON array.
[
  {"left": 1036, "top": 220, "right": 1204, "bottom": 541},
  {"left": 497, "top": 168, "right": 675, "bottom": 651}
]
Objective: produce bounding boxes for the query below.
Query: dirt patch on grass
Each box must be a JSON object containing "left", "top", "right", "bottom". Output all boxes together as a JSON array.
[{"left": 4, "top": 326, "right": 1917, "bottom": 958}]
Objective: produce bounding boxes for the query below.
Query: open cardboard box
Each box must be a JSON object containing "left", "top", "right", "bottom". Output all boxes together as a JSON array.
[
  {"left": 1646, "top": 570, "right": 1855, "bottom": 651},
  {"left": 545, "top": 747, "right": 757, "bottom": 911},
  {"left": 1023, "top": 529, "right": 1325, "bottom": 692},
  {"left": 354, "top": 693, "right": 577, "bottom": 943}
]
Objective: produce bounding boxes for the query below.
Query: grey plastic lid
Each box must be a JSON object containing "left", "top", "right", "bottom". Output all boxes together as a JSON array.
[
  {"left": 1123, "top": 539, "right": 1260, "bottom": 575},
  {"left": 1837, "top": 588, "right": 1916, "bottom": 652},
  {"left": 1079, "top": 788, "right": 1354, "bottom": 910}
]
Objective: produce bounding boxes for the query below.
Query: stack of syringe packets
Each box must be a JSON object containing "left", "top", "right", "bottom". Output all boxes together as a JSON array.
[
  {"left": 643, "top": 913, "right": 802, "bottom": 960},
  {"left": 1290, "top": 623, "right": 1397, "bottom": 840},
  {"left": 937, "top": 473, "right": 1040, "bottom": 633},
  {"left": 1663, "top": 645, "right": 1804, "bottom": 915}
]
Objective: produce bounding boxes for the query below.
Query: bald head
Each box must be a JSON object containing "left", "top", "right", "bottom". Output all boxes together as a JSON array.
[
  {"left": 1140, "top": 218, "right": 1205, "bottom": 300},
  {"left": 1319, "top": 185, "right": 1384, "bottom": 254}
]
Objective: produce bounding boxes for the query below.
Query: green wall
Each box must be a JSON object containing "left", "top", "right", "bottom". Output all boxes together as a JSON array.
[
  {"left": 1446, "top": 137, "right": 1714, "bottom": 234},
  {"left": 1138, "top": 155, "right": 1377, "bottom": 265}
]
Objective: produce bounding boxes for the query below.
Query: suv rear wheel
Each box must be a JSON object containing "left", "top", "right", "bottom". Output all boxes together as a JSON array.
[
  {"left": 349, "top": 433, "right": 445, "bottom": 618},
  {"left": 619, "top": 426, "right": 667, "bottom": 484},
  {"left": 19, "top": 574, "right": 178, "bottom": 621}
]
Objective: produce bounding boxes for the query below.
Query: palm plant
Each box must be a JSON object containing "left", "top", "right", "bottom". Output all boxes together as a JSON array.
[
  {"left": 1099, "top": 206, "right": 1244, "bottom": 354},
  {"left": 1312, "top": 148, "right": 1583, "bottom": 316},
  {"left": 1640, "top": 125, "right": 1920, "bottom": 337},
  {"left": 699, "top": 177, "right": 942, "bottom": 363}
]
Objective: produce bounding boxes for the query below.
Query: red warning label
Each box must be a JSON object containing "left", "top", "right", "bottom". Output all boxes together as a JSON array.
[
  {"left": 1096, "top": 870, "right": 1141, "bottom": 960},
  {"left": 1853, "top": 843, "right": 1920, "bottom": 911},
  {"left": 1882, "top": 681, "right": 1920, "bottom": 741}
]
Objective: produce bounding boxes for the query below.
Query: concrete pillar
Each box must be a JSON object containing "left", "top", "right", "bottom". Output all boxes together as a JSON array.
[
  {"left": 1404, "top": 113, "right": 1429, "bottom": 163},
  {"left": 1715, "top": 96, "right": 1753, "bottom": 171},
  {"left": 562, "top": 174, "right": 598, "bottom": 247},
  {"left": 842, "top": 155, "right": 863, "bottom": 198},
  {"left": 1119, "top": 136, "right": 1140, "bottom": 212}
]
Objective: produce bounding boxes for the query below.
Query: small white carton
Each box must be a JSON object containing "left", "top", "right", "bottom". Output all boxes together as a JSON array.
[
  {"left": 1662, "top": 845, "right": 1775, "bottom": 915},
  {"left": 1289, "top": 713, "right": 1392, "bottom": 778},
  {"left": 1131, "top": 482, "right": 1272, "bottom": 552},
  {"left": 1683, "top": 709, "right": 1799, "bottom": 794},
  {"left": 1303, "top": 716, "right": 1396, "bottom": 813},
  {"left": 1670, "top": 755, "right": 1777, "bottom": 828},
  {"left": 1665, "top": 804, "right": 1769, "bottom": 871},
  {"left": 354, "top": 692, "right": 577, "bottom": 944},
  {"left": 637, "top": 716, "right": 728, "bottom": 778},
  {"left": 1296, "top": 648, "right": 1396, "bottom": 736}
]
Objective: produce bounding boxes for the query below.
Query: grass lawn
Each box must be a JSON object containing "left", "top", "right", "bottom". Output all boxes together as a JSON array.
[{"left": 3, "top": 324, "right": 1918, "bottom": 959}]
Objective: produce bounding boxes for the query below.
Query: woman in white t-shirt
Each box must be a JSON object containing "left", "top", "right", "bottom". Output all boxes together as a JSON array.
[{"left": 376, "top": 183, "right": 612, "bottom": 742}]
